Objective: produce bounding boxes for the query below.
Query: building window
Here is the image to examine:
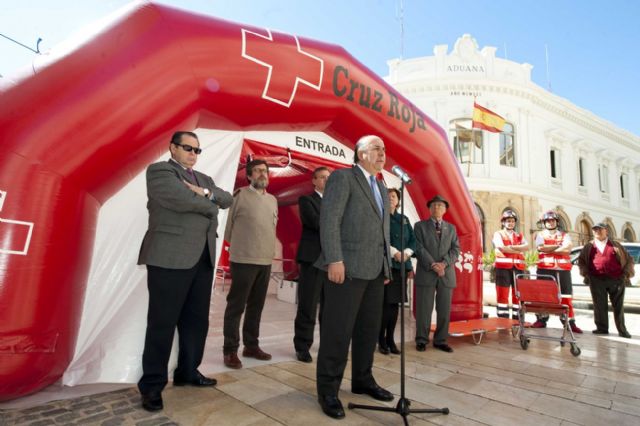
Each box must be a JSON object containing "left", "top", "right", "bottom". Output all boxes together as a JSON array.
[
  {"left": 450, "top": 119, "right": 483, "bottom": 164},
  {"left": 499, "top": 123, "right": 515, "bottom": 167},
  {"left": 550, "top": 149, "right": 560, "bottom": 178},
  {"left": 577, "top": 158, "right": 585, "bottom": 186},
  {"left": 620, "top": 173, "right": 628, "bottom": 199},
  {"left": 598, "top": 165, "right": 609, "bottom": 192},
  {"left": 624, "top": 228, "right": 635, "bottom": 242},
  {"left": 578, "top": 219, "right": 591, "bottom": 245}
]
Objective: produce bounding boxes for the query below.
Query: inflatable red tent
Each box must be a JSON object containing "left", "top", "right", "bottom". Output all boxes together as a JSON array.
[{"left": 0, "top": 1, "right": 481, "bottom": 400}]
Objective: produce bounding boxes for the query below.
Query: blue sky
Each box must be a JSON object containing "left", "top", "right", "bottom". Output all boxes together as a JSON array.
[{"left": 2, "top": 0, "right": 639, "bottom": 135}]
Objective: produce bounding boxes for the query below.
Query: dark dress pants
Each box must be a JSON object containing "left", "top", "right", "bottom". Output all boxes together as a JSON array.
[
  {"left": 316, "top": 271, "right": 384, "bottom": 397},
  {"left": 138, "top": 245, "right": 213, "bottom": 394},
  {"left": 379, "top": 269, "right": 404, "bottom": 345},
  {"left": 293, "top": 262, "right": 323, "bottom": 352},
  {"left": 415, "top": 280, "right": 453, "bottom": 345},
  {"left": 589, "top": 276, "right": 627, "bottom": 333},
  {"left": 223, "top": 262, "right": 272, "bottom": 354}
]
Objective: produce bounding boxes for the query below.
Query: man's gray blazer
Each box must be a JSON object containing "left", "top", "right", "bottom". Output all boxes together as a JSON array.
[
  {"left": 314, "top": 166, "right": 392, "bottom": 280},
  {"left": 138, "top": 159, "right": 233, "bottom": 269},
  {"left": 414, "top": 219, "right": 460, "bottom": 288}
]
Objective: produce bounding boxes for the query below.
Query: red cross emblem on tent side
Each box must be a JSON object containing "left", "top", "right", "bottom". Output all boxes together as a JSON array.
[{"left": 241, "top": 28, "right": 324, "bottom": 108}]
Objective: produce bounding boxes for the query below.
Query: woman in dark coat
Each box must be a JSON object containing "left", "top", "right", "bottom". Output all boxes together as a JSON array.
[{"left": 379, "top": 188, "right": 416, "bottom": 354}]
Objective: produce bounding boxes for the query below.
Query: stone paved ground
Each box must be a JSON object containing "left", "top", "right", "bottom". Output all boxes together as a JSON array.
[{"left": 1, "top": 388, "right": 174, "bottom": 426}]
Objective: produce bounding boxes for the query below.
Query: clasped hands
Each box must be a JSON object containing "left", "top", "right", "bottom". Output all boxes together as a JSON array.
[
  {"left": 393, "top": 252, "right": 411, "bottom": 262},
  {"left": 431, "top": 262, "right": 446, "bottom": 277}
]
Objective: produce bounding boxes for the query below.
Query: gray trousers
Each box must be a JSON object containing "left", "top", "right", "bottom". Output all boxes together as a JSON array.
[
  {"left": 223, "top": 262, "right": 271, "bottom": 354},
  {"left": 415, "top": 282, "right": 453, "bottom": 345}
]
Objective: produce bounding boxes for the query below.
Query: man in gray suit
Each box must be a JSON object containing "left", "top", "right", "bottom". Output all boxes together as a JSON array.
[
  {"left": 137, "top": 131, "right": 233, "bottom": 412},
  {"left": 314, "top": 135, "right": 394, "bottom": 419},
  {"left": 414, "top": 195, "right": 460, "bottom": 353}
]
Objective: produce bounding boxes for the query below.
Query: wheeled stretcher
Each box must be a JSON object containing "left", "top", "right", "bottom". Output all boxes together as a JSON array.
[{"left": 515, "top": 274, "right": 581, "bottom": 356}]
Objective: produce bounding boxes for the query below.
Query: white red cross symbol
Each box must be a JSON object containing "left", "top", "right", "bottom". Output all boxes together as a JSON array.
[
  {"left": 0, "top": 190, "right": 34, "bottom": 255},
  {"left": 241, "top": 28, "right": 324, "bottom": 108}
]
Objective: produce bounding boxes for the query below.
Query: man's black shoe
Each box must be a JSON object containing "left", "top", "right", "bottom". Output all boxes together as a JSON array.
[
  {"left": 388, "top": 342, "right": 401, "bottom": 355},
  {"left": 619, "top": 331, "right": 632, "bottom": 338},
  {"left": 318, "top": 395, "right": 345, "bottom": 419},
  {"left": 352, "top": 383, "right": 394, "bottom": 402},
  {"left": 296, "top": 350, "right": 312, "bottom": 363},
  {"left": 416, "top": 342, "right": 427, "bottom": 352},
  {"left": 173, "top": 371, "right": 217, "bottom": 387},
  {"left": 378, "top": 344, "right": 390, "bottom": 355},
  {"left": 141, "top": 391, "right": 163, "bottom": 412},
  {"left": 592, "top": 329, "right": 609, "bottom": 335},
  {"left": 433, "top": 343, "right": 454, "bottom": 353}
]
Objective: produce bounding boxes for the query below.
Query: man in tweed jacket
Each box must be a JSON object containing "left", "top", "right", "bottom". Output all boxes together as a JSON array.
[{"left": 314, "top": 135, "right": 394, "bottom": 419}]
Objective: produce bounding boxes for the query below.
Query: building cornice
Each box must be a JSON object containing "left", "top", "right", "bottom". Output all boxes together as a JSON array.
[{"left": 390, "top": 79, "right": 640, "bottom": 152}]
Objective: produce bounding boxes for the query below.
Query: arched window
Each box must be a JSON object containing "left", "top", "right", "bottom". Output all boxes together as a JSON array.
[
  {"left": 622, "top": 223, "right": 636, "bottom": 242},
  {"left": 578, "top": 220, "right": 591, "bottom": 245},
  {"left": 603, "top": 218, "right": 617, "bottom": 239},
  {"left": 499, "top": 123, "right": 516, "bottom": 167},
  {"left": 450, "top": 118, "right": 483, "bottom": 164}
]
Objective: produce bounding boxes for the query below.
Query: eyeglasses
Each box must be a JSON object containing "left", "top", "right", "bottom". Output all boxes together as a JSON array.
[{"left": 173, "top": 142, "right": 202, "bottom": 154}]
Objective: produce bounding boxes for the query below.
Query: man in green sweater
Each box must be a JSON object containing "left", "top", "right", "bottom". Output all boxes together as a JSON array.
[{"left": 222, "top": 159, "right": 278, "bottom": 369}]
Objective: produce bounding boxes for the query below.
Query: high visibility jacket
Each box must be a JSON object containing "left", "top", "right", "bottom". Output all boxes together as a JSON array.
[
  {"left": 537, "top": 232, "right": 571, "bottom": 270},
  {"left": 494, "top": 231, "right": 526, "bottom": 270}
]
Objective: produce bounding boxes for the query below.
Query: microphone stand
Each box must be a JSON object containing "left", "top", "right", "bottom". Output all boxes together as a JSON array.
[{"left": 348, "top": 179, "right": 449, "bottom": 424}]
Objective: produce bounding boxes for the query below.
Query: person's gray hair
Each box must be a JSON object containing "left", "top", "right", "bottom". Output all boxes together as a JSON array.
[{"left": 353, "top": 135, "right": 383, "bottom": 163}]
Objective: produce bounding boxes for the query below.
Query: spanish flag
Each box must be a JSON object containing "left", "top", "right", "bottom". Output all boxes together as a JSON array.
[{"left": 472, "top": 103, "right": 505, "bottom": 133}]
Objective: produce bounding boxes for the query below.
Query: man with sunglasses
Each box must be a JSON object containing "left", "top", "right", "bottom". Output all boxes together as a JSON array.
[{"left": 137, "top": 131, "right": 233, "bottom": 412}]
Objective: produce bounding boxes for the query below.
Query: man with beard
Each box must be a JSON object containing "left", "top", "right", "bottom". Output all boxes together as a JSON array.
[{"left": 222, "top": 159, "right": 278, "bottom": 369}]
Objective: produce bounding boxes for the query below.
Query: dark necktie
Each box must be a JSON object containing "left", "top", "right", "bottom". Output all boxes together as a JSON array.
[
  {"left": 435, "top": 221, "right": 441, "bottom": 240},
  {"left": 186, "top": 168, "right": 198, "bottom": 185}
]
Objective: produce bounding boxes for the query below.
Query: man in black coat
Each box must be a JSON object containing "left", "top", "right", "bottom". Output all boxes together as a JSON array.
[{"left": 293, "top": 167, "right": 330, "bottom": 363}]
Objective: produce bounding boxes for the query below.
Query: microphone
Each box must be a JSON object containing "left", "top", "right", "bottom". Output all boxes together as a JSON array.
[{"left": 391, "top": 165, "right": 412, "bottom": 184}]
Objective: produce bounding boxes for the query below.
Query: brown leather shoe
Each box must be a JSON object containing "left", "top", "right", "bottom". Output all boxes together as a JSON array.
[
  {"left": 223, "top": 352, "right": 242, "bottom": 369},
  {"left": 242, "top": 346, "right": 272, "bottom": 360}
]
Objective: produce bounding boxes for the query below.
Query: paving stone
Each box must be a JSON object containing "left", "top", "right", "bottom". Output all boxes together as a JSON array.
[
  {"left": 39, "top": 408, "right": 68, "bottom": 417},
  {"left": 69, "top": 400, "right": 98, "bottom": 410},
  {"left": 83, "top": 405, "right": 109, "bottom": 415},
  {"left": 26, "top": 419, "right": 55, "bottom": 426},
  {"left": 112, "top": 407, "right": 136, "bottom": 416},
  {"left": 109, "top": 400, "right": 129, "bottom": 409},
  {"left": 100, "top": 417, "right": 125, "bottom": 426},
  {"left": 135, "top": 418, "right": 172, "bottom": 426},
  {"left": 81, "top": 412, "right": 113, "bottom": 424},
  {"left": 54, "top": 411, "right": 81, "bottom": 423}
]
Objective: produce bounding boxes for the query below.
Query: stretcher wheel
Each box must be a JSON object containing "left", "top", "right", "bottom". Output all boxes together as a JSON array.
[
  {"left": 520, "top": 336, "right": 529, "bottom": 350},
  {"left": 570, "top": 344, "right": 581, "bottom": 357}
]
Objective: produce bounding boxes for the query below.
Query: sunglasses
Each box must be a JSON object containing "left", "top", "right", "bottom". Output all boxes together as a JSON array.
[{"left": 173, "top": 142, "right": 202, "bottom": 154}]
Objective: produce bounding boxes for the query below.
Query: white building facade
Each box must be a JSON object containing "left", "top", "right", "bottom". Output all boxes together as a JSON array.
[{"left": 385, "top": 34, "right": 640, "bottom": 250}]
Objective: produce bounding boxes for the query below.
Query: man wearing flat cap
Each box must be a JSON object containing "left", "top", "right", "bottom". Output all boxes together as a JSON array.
[
  {"left": 577, "top": 223, "right": 633, "bottom": 338},
  {"left": 413, "top": 194, "right": 460, "bottom": 352}
]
